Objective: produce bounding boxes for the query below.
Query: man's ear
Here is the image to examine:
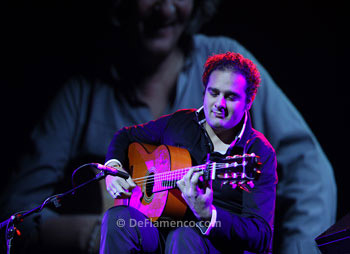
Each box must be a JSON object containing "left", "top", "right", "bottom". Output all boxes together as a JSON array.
[{"left": 245, "top": 98, "right": 253, "bottom": 111}]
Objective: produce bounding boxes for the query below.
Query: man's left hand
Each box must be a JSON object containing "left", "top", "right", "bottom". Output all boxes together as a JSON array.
[{"left": 177, "top": 168, "right": 213, "bottom": 221}]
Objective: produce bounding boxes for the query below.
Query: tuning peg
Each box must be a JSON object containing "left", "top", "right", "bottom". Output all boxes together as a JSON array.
[
  {"left": 230, "top": 182, "right": 237, "bottom": 189},
  {"left": 238, "top": 180, "right": 245, "bottom": 185},
  {"left": 247, "top": 181, "right": 254, "bottom": 188}
]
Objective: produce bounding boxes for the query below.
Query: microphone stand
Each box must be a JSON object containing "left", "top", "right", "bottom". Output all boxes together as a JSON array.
[{"left": 1, "top": 170, "right": 108, "bottom": 254}]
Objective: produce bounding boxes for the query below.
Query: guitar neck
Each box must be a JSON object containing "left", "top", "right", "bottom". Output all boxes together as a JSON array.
[
  {"left": 132, "top": 163, "right": 215, "bottom": 193},
  {"left": 131, "top": 156, "right": 255, "bottom": 194},
  {"left": 155, "top": 165, "right": 206, "bottom": 191}
]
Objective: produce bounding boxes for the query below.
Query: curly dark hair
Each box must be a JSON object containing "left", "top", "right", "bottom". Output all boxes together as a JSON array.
[{"left": 202, "top": 52, "right": 261, "bottom": 103}]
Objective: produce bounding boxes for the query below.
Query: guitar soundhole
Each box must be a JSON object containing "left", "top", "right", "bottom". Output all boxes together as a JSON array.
[{"left": 145, "top": 172, "right": 155, "bottom": 198}]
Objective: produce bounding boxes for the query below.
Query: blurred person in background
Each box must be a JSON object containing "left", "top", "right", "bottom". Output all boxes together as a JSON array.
[{"left": 0, "top": 0, "right": 336, "bottom": 253}]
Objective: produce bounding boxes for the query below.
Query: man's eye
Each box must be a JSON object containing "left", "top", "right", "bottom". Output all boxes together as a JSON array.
[
  {"left": 227, "top": 95, "right": 237, "bottom": 101},
  {"left": 209, "top": 91, "right": 218, "bottom": 97}
]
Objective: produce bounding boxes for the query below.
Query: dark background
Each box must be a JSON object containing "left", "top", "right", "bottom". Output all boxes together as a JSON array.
[{"left": 1, "top": 0, "right": 344, "bottom": 225}]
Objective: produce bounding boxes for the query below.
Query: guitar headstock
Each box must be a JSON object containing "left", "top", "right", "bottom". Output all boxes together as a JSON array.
[{"left": 206, "top": 153, "right": 261, "bottom": 192}]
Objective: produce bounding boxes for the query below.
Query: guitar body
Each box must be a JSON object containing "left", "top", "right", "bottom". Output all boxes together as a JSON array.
[
  {"left": 127, "top": 143, "right": 191, "bottom": 221},
  {"left": 113, "top": 142, "right": 260, "bottom": 221}
]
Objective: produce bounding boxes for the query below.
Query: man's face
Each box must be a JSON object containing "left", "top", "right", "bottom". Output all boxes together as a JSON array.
[
  {"left": 134, "top": 0, "right": 194, "bottom": 55},
  {"left": 203, "top": 69, "right": 251, "bottom": 133}
]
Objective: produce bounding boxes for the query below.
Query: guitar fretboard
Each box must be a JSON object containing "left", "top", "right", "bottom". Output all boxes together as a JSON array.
[{"left": 132, "top": 161, "right": 247, "bottom": 193}]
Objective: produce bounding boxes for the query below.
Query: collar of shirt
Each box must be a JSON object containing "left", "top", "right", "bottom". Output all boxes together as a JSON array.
[{"left": 195, "top": 106, "right": 249, "bottom": 152}]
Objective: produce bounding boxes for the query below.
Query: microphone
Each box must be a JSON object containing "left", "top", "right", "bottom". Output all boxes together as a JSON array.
[{"left": 89, "top": 163, "right": 130, "bottom": 179}]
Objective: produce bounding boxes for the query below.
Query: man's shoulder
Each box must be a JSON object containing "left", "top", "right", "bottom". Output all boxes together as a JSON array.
[
  {"left": 193, "top": 34, "right": 245, "bottom": 54},
  {"left": 249, "top": 128, "right": 276, "bottom": 156},
  {"left": 60, "top": 75, "right": 111, "bottom": 94},
  {"left": 171, "top": 108, "right": 197, "bottom": 118},
  {"left": 193, "top": 34, "right": 238, "bottom": 46},
  {"left": 161, "top": 109, "right": 198, "bottom": 127}
]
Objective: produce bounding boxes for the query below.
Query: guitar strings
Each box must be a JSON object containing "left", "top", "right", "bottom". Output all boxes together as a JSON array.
[
  {"left": 132, "top": 163, "right": 212, "bottom": 184},
  {"left": 132, "top": 164, "right": 205, "bottom": 181},
  {"left": 131, "top": 162, "right": 252, "bottom": 189},
  {"left": 132, "top": 162, "right": 247, "bottom": 184},
  {"left": 131, "top": 164, "right": 206, "bottom": 190},
  {"left": 130, "top": 154, "right": 255, "bottom": 184},
  {"left": 132, "top": 165, "right": 205, "bottom": 187}
]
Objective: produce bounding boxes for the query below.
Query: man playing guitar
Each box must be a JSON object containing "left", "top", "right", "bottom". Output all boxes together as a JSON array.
[{"left": 101, "top": 52, "right": 277, "bottom": 253}]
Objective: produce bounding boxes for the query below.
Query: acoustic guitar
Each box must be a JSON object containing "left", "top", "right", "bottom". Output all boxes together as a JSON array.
[{"left": 115, "top": 142, "right": 261, "bottom": 222}]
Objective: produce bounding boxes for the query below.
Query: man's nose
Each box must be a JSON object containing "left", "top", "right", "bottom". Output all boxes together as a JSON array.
[
  {"left": 216, "top": 96, "right": 226, "bottom": 109},
  {"left": 155, "top": 0, "right": 176, "bottom": 16}
]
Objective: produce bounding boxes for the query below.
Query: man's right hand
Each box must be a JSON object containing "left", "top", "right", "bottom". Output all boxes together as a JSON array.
[{"left": 105, "top": 167, "right": 136, "bottom": 199}]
